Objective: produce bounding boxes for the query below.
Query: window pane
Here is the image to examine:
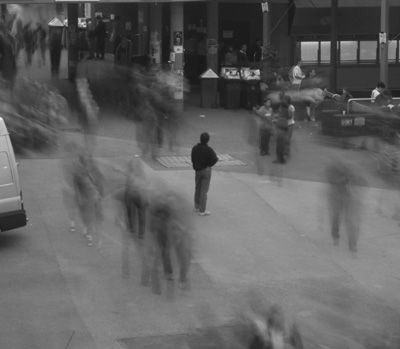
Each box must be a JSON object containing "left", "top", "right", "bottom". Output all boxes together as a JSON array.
[
  {"left": 359, "top": 41, "right": 377, "bottom": 61},
  {"left": 320, "top": 41, "right": 331, "bottom": 63},
  {"left": 340, "top": 41, "right": 357, "bottom": 62},
  {"left": 0, "top": 152, "right": 12, "bottom": 185},
  {"left": 388, "top": 40, "right": 397, "bottom": 62},
  {"left": 300, "top": 42, "right": 318, "bottom": 63}
]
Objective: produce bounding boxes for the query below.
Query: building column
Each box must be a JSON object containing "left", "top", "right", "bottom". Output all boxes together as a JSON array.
[
  {"left": 262, "top": 3, "right": 271, "bottom": 47},
  {"left": 170, "top": 2, "right": 184, "bottom": 105},
  {"left": 380, "top": 0, "right": 389, "bottom": 87},
  {"left": 206, "top": 1, "right": 218, "bottom": 73},
  {"left": 67, "top": 3, "right": 79, "bottom": 82},
  {"left": 330, "top": 0, "right": 338, "bottom": 92},
  {"left": 149, "top": 3, "right": 162, "bottom": 65},
  {"left": 138, "top": 3, "right": 149, "bottom": 56}
]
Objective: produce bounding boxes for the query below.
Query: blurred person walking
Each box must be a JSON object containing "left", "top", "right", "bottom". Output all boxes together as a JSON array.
[
  {"left": 35, "top": 23, "right": 46, "bottom": 67},
  {"left": 325, "top": 161, "right": 364, "bottom": 254},
  {"left": 49, "top": 28, "right": 62, "bottom": 77},
  {"left": 289, "top": 59, "right": 305, "bottom": 90},
  {"left": 86, "top": 19, "right": 96, "bottom": 60},
  {"left": 72, "top": 151, "right": 104, "bottom": 248},
  {"left": 124, "top": 156, "right": 148, "bottom": 239},
  {"left": 191, "top": 132, "right": 218, "bottom": 216},
  {"left": 22, "top": 22, "right": 35, "bottom": 66},
  {"left": 274, "top": 98, "right": 290, "bottom": 164},
  {"left": 0, "top": 21, "right": 17, "bottom": 89},
  {"left": 95, "top": 16, "right": 106, "bottom": 60},
  {"left": 142, "top": 189, "right": 193, "bottom": 295}
]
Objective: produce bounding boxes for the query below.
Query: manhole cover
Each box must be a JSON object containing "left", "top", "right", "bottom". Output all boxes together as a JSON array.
[{"left": 156, "top": 154, "right": 246, "bottom": 168}]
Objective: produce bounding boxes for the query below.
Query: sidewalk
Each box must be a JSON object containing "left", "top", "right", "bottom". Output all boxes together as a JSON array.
[{"left": 14, "top": 56, "right": 400, "bottom": 348}]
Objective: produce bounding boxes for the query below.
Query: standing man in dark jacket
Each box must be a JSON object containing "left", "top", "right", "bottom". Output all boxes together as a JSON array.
[
  {"left": 191, "top": 132, "right": 218, "bottom": 216},
  {"left": 95, "top": 16, "right": 106, "bottom": 60}
]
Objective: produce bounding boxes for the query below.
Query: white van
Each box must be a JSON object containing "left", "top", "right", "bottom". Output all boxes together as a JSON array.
[{"left": 0, "top": 117, "right": 26, "bottom": 231}]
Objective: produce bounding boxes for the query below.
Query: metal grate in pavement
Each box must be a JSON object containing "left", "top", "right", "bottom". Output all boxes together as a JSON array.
[{"left": 156, "top": 154, "right": 246, "bottom": 168}]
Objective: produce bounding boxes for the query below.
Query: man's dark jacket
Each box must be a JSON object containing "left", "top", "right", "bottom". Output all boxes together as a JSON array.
[{"left": 191, "top": 143, "right": 218, "bottom": 171}]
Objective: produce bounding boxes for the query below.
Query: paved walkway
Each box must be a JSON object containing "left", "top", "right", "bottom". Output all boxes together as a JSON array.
[{"left": 11, "top": 52, "right": 400, "bottom": 348}]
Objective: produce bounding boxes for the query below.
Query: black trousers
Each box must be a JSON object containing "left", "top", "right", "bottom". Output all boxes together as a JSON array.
[{"left": 259, "top": 128, "right": 271, "bottom": 154}]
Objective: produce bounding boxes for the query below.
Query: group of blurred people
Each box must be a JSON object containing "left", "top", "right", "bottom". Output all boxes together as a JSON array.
[{"left": 250, "top": 91, "right": 296, "bottom": 174}]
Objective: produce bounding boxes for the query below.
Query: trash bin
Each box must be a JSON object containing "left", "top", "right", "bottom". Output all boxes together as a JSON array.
[
  {"left": 200, "top": 69, "right": 219, "bottom": 108},
  {"left": 242, "top": 80, "right": 261, "bottom": 110},
  {"left": 224, "top": 79, "right": 242, "bottom": 109}
]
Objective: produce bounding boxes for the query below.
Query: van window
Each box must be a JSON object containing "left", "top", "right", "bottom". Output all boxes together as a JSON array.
[{"left": 0, "top": 152, "right": 13, "bottom": 186}]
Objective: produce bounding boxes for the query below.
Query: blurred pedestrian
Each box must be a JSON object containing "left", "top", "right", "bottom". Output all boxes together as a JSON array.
[
  {"left": 143, "top": 189, "right": 193, "bottom": 294},
  {"left": 35, "top": 23, "right": 46, "bottom": 67},
  {"left": 124, "top": 156, "right": 148, "bottom": 239},
  {"left": 0, "top": 21, "right": 17, "bottom": 89},
  {"left": 237, "top": 44, "right": 249, "bottom": 66},
  {"left": 95, "top": 15, "right": 106, "bottom": 60},
  {"left": 273, "top": 98, "right": 290, "bottom": 164},
  {"left": 248, "top": 304, "right": 304, "bottom": 349},
  {"left": 371, "top": 81, "right": 385, "bottom": 103},
  {"left": 86, "top": 19, "right": 96, "bottom": 60},
  {"left": 49, "top": 27, "right": 62, "bottom": 77},
  {"left": 191, "top": 132, "right": 218, "bottom": 216},
  {"left": 282, "top": 94, "right": 296, "bottom": 157},
  {"left": 72, "top": 151, "right": 104, "bottom": 248},
  {"left": 289, "top": 59, "right": 305, "bottom": 90},
  {"left": 253, "top": 98, "right": 274, "bottom": 156},
  {"left": 61, "top": 141, "right": 80, "bottom": 232},
  {"left": 325, "top": 161, "right": 364, "bottom": 254},
  {"left": 22, "top": 22, "right": 35, "bottom": 66}
]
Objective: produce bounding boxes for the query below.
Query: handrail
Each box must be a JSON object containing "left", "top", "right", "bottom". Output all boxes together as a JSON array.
[{"left": 347, "top": 97, "right": 400, "bottom": 113}]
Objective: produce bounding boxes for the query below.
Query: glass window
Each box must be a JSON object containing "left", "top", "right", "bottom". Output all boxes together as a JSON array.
[
  {"left": 0, "top": 152, "right": 12, "bottom": 186},
  {"left": 388, "top": 40, "right": 397, "bottom": 62},
  {"left": 320, "top": 41, "right": 331, "bottom": 63},
  {"left": 300, "top": 42, "right": 318, "bottom": 63},
  {"left": 359, "top": 41, "right": 377, "bottom": 61},
  {"left": 340, "top": 41, "right": 357, "bottom": 62}
]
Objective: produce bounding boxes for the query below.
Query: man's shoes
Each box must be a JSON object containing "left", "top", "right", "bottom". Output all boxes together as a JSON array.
[{"left": 199, "top": 211, "right": 211, "bottom": 216}]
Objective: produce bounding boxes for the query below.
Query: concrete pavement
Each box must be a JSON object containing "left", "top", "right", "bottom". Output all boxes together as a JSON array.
[{"left": 7, "top": 53, "right": 400, "bottom": 348}]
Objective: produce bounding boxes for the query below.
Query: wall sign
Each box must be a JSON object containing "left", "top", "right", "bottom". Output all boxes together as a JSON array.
[{"left": 173, "top": 31, "right": 183, "bottom": 46}]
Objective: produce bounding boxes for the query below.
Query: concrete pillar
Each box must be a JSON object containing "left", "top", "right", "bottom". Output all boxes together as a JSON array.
[
  {"left": 138, "top": 3, "right": 149, "bottom": 56},
  {"left": 206, "top": 1, "right": 218, "bottom": 73},
  {"left": 330, "top": 0, "right": 338, "bottom": 92},
  {"left": 262, "top": 5, "right": 271, "bottom": 47},
  {"left": 149, "top": 3, "right": 162, "bottom": 65},
  {"left": 380, "top": 0, "right": 389, "bottom": 86},
  {"left": 67, "top": 4, "right": 79, "bottom": 82},
  {"left": 170, "top": 2, "right": 184, "bottom": 105}
]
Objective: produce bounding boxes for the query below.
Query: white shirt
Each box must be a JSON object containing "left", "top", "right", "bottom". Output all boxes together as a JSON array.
[
  {"left": 371, "top": 88, "right": 380, "bottom": 103},
  {"left": 291, "top": 65, "right": 305, "bottom": 85},
  {"left": 288, "top": 104, "right": 296, "bottom": 125}
]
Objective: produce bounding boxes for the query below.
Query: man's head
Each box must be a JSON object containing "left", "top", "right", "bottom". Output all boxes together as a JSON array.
[
  {"left": 377, "top": 81, "right": 386, "bottom": 92},
  {"left": 200, "top": 132, "right": 210, "bottom": 144},
  {"left": 296, "top": 59, "right": 302, "bottom": 66},
  {"left": 241, "top": 44, "right": 247, "bottom": 52}
]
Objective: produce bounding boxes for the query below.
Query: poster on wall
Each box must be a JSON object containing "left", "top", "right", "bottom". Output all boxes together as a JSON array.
[{"left": 173, "top": 31, "right": 183, "bottom": 46}]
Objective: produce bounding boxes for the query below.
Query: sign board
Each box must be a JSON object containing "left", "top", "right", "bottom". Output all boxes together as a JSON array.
[
  {"left": 200, "top": 69, "right": 219, "bottom": 79},
  {"left": 173, "top": 45, "right": 183, "bottom": 53},
  {"left": 84, "top": 4, "right": 92, "bottom": 18},
  {"left": 341, "top": 119, "right": 352, "bottom": 127},
  {"left": 261, "top": 0, "right": 269, "bottom": 12},
  {"left": 222, "top": 30, "right": 233, "bottom": 39}
]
